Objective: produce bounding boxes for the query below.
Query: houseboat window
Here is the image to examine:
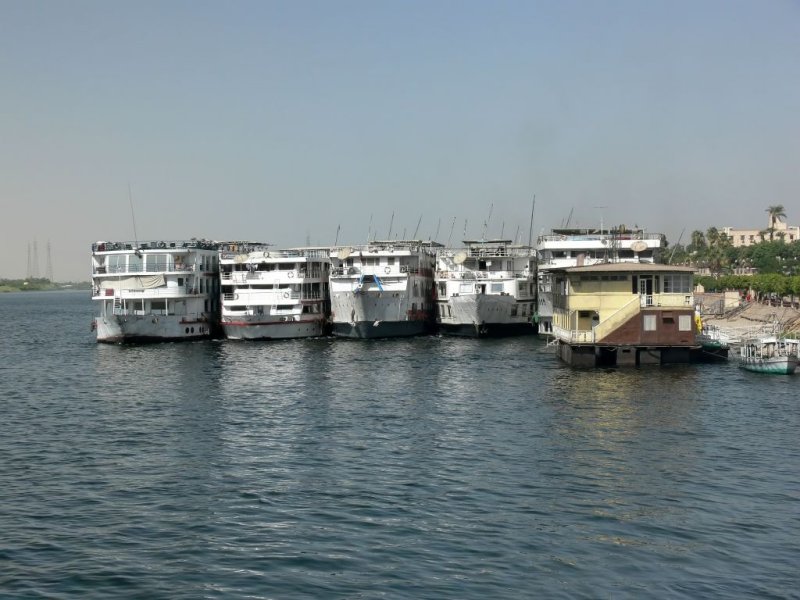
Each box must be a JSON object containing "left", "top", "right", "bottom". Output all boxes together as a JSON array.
[
  {"left": 663, "top": 274, "right": 692, "bottom": 294},
  {"left": 679, "top": 315, "right": 692, "bottom": 331},
  {"left": 643, "top": 314, "right": 657, "bottom": 331}
]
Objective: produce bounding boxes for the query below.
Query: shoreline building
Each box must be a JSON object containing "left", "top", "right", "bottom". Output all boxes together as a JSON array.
[{"left": 723, "top": 215, "right": 799, "bottom": 248}]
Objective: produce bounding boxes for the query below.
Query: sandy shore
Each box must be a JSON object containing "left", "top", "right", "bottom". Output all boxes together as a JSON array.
[{"left": 703, "top": 301, "right": 800, "bottom": 337}]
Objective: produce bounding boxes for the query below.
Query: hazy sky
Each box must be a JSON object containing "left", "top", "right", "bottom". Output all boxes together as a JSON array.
[{"left": 1, "top": 0, "right": 798, "bottom": 281}]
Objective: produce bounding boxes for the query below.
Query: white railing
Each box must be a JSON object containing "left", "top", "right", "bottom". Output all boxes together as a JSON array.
[
  {"left": 95, "top": 264, "right": 196, "bottom": 275},
  {"left": 552, "top": 324, "right": 594, "bottom": 344}
]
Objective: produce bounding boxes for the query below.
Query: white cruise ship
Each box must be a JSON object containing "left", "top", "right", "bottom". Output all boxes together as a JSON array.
[
  {"left": 91, "top": 239, "right": 221, "bottom": 343},
  {"left": 435, "top": 240, "right": 537, "bottom": 337},
  {"left": 536, "top": 227, "right": 665, "bottom": 333},
  {"left": 329, "top": 240, "right": 440, "bottom": 338},
  {"left": 219, "top": 243, "right": 330, "bottom": 339}
]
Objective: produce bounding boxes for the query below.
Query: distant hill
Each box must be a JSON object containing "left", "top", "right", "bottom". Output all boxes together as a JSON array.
[{"left": 0, "top": 279, "right": 91, "bottom": 292}]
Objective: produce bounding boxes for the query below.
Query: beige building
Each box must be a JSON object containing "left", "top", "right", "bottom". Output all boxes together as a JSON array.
[{"left": 723, "top": 215, "right": 799, "bottom": 247}]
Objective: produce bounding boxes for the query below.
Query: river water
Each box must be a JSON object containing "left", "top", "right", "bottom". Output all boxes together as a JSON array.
[{"left": 1, "top": 291, "right": 798, "bottom": 599}]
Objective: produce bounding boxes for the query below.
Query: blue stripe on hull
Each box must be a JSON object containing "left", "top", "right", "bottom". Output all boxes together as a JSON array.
[{"left": 332, "top": 321, "right": 428, "bottom": 339}]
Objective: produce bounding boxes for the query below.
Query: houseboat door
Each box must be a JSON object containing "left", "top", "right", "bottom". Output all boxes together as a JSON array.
[{"left": 638, "top": 275, "right": 654, "bottom": 307}]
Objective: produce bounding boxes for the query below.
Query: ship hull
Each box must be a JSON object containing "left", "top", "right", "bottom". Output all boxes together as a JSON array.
[
  {"left": 331, "top": 320, "right": 428, "bottom": 339},
  {"left": 438, "top": 321, "right": 537, "bottom": 338},
  {"left": 222, "top": 319, "right": 326, "bottom": 340},
  {"left": 95, "top": 315, "right": 211, "bottom": 343}
]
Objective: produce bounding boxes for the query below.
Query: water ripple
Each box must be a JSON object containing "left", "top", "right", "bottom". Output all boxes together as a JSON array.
[{"left": 0, "top": 292, "right": 798, "bottom": 598}]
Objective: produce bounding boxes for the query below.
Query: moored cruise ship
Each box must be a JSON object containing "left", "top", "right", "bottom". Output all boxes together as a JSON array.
[
  {"left": 329, "top": 240, "right": 440, "bottom": 338},
  {"left": 219, "top": 243, "right": 330, "bottom": 339},
  {"left": 91, "top": 239, "right": 221, "bottom": 343},
  {"left": 536, "top": 227, "right": 665, "bottom": 334},
  {"left": 435, "top": 240, "right": 537, "bottom": 337}
]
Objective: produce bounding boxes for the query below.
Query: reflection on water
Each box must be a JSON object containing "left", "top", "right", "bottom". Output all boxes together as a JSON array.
[{"left": 1, "top": 292, "right": 798, "bottom": 599}]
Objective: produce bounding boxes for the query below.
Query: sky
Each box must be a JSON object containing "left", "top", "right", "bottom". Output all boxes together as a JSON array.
[{"left": 1, "top": 0, "right": 798, "bottom": 281}]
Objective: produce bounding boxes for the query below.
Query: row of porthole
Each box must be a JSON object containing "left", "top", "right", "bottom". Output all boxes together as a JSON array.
[{"left": 185, "top": 326, "right": 206, "bottom": 334}]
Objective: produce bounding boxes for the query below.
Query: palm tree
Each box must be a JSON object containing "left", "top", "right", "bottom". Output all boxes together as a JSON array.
[{"left": 766, "top": 205, "right": 787, "bottom": 241}]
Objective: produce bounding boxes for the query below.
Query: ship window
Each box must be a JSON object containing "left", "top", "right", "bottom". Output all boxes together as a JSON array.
[
  {"left": 511, "top": 304, "right": 518, "bottom": 316},
  {"left": 145, "top": 254, "right": 168, "bottom": 271},
  {"left": 128, "top": 254, "right": 143, "bottom": 272},
  {"left": 491, "top": 283, "right": 503, "bottom": 293},
  {"left": 643, "top": 315, "right": 657, "bottom": 331},
  {"left": 679, "top": 315, "right": 692, "bottom": 331}
]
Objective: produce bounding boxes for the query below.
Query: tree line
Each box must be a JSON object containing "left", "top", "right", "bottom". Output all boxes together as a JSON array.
[{"left": 664, "top": 205, "right": 800, "bottom": 301}]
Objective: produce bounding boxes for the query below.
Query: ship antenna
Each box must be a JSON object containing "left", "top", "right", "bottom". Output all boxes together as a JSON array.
[
  {"left": 514, "top": 224, "right": 520, "bottom": 244},
  {"left": 412, "top": 214, "right": 422, "bottom": 239},
  {"left": 128, "top": 182, "right": 140, "bottom": 254},
  {"left": 668, "top": 228, "right": 685, "bottom": 264},
  {"left": 366, "top": 213, "right": 373, "bottom": 242},
  {"left": 527, "top": 195, "right": 536, "bottom": 248},
  {"left": 432, "top": 217, "right": 441, "bottom": 242},
  {"left": 387, "top": 212, "right": 394, "bottom": 240},
  {"left": 334, "top": 224, "right": 341, "bottom": 247},
  {"left": 446, "top": 217, "right": 456, "bottom": 247},
  {"left": 481, "top": 202, "right": 493, "bottom": 241}
]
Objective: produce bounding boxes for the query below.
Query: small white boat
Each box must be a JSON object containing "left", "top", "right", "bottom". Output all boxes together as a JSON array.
[
  {"left": 219, "top": 243, "right": 330, "bottom": 340},
  {"left": 91, "top": 239, "right": 220, "bottom": 343},
  {"left": 738, "top": 336, "right": 799, "bottom": 374}
]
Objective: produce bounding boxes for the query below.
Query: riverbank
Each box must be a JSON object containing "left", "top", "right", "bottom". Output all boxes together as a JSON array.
[{"left": 704, "top": 301, "right": 800, "bottom": 336}]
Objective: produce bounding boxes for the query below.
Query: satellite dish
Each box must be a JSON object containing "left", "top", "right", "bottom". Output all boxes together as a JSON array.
[
  {"left": 453, "top": 251, "right": 468, "bottom": 264},
  {"left": 337, "top": 248, "right": 352, "bottom": 260},
  {"left": 631, "top": 241, "right": 648, "bottom": 253}
]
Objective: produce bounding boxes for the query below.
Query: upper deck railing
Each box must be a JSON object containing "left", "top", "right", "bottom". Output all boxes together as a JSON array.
[{"left": 92, "top": 240, "right": 219, "bottom": 252}]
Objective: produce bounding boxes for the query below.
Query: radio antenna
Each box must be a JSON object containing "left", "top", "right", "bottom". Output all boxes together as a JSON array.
[
  {"left": 527, "top": 195, "right": 536, "bottom": 248},
  {"left": 128, "top": 182, "right": 140, "bottom": 253},
  {"left": 412, "top": 214, "right": 422, "bottom": 239}
]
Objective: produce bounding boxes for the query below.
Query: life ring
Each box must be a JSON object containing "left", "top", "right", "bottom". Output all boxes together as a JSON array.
[
  {"left": 283, "top": 292, "right": 289, "bottom": 298},
  {"left": 384, "top": 267, "right": 390, "bottom": 274},
  {"left": 288, "top": 271, "right": 294, "bottom": 278}
]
